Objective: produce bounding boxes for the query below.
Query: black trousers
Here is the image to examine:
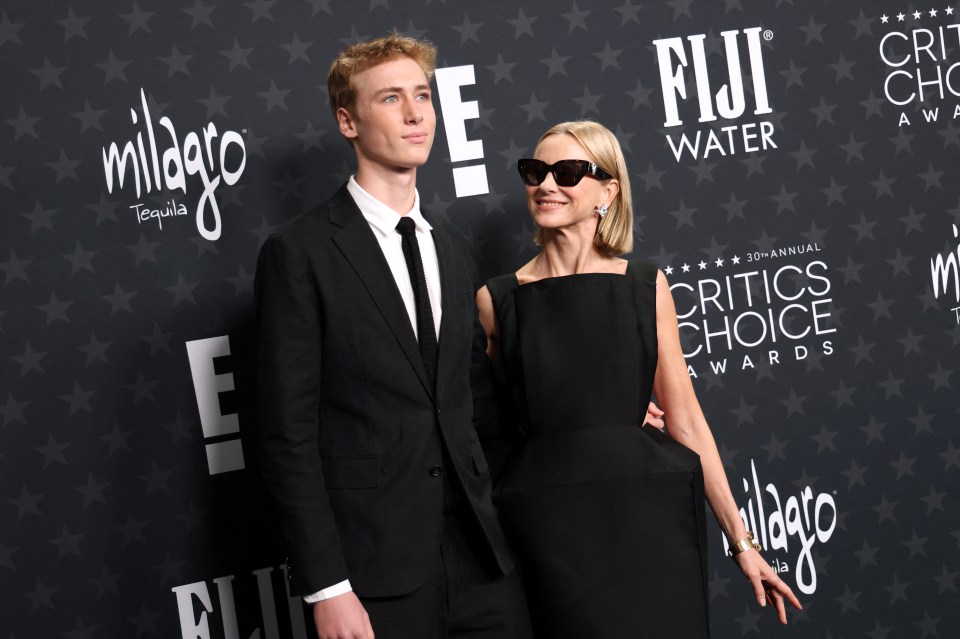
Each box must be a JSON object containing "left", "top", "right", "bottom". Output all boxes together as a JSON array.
[{"left": 360, "top": 509, "right": 533, "bottom": 639}]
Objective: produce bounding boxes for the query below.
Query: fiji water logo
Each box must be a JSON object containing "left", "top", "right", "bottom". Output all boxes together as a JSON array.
[
  {"left": 931, "top": 222, "right": 960, "bottom": 323},
  {"left": 653, "top": 27, "right": 776, "bottom": 162},
  {"left": 727, "top": 460, "right": 837, "bottom": 595},
  {"left": 101, "top": 88, "right": 246, "bottom": 241}
]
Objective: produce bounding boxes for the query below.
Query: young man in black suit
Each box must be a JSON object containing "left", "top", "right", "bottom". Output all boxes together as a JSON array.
[{"left": 255, "top": 34, "right": 531, "bottom": 639}]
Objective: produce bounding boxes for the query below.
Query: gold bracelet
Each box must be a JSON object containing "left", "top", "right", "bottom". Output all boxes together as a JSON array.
[{"left": 730, "top": 531, "right": 763, "bottom": 557}]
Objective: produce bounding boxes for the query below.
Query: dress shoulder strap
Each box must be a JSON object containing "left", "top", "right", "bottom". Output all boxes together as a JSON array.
[
  {"left": 485, "top": 273, "right": 520, "bottom": 315},
  {"left": 626, "top": 258, "right": 659, "bottom": 284}
]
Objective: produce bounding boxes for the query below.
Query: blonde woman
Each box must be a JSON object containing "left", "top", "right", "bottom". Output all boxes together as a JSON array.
[{"left": 477, "top": 121, "right": 800, "bottom": 638}]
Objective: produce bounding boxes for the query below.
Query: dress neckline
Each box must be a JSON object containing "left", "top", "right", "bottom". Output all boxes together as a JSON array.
[{"left": 514, "top": 266, "right": 632, "bottom": 287}]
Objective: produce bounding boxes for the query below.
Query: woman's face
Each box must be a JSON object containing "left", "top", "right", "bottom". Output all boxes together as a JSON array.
[{"left": 526, "top": 134, "right": 617, "bottom": 235}]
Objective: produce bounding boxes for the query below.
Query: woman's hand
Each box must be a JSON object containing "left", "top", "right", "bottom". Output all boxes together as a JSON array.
[
  {"left": 642, "top": 402, "right": 665, "bottom": 430},
  {"left": 734, "top": 548, "right": 803, "bottom": 624}
]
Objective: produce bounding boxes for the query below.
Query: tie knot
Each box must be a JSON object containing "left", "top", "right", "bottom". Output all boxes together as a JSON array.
[{"left": 396, "top": 216, "right": 416, "bottom": 237}]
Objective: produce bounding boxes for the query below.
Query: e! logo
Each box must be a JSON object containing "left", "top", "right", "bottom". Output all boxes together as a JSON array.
[
  {"left": 185, "top": 335, "right": 244, "bottom": 474},
  {"left": 435, "top": 65, "right": 489, "bottom": 198}
]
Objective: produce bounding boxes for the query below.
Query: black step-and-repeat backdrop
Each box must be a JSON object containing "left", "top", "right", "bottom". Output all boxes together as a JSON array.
[{"left": 2, "top": 1, "right": 959, "bottom": 636}]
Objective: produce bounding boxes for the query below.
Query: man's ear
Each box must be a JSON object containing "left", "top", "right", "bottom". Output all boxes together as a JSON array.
[{"left": 337, "top": 107, "right": 359, "bottom": 140}]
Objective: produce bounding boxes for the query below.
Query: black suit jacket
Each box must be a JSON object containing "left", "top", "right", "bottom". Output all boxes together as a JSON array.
[{"left": 255, "top": 185, "right": 511, "bottom": 598}]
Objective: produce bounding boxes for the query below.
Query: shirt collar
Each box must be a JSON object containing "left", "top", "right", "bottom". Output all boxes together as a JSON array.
[{"left": 347, "top": 176, "right": 432, "bottom": 238}]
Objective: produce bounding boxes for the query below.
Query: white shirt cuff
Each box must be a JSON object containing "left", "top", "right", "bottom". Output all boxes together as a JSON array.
[{"left": 303, "top": 580, "right": 352, "bottom": 604}]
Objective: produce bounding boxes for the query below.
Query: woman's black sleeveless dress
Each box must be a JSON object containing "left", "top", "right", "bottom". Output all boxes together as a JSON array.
[{"left": 486, "top": 259, "right": 710, "bottom": 639}]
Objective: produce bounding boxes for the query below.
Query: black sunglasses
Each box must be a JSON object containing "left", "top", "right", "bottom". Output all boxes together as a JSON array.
[{"left": 517, "top": 159, "right": 613, "bottom": 187}]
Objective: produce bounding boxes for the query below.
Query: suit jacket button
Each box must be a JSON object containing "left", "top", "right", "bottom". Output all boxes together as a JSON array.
[{"left": 429, "top": 465, "right": 442, "bottom": 477}]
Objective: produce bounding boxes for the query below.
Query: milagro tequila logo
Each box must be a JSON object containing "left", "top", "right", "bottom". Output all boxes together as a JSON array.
[
  {"left": 879, "top": 8, "right": 960, "bottom": 126},
  {"left": 101, "top": 88, "right": 247, "bottom": 241},
  {"left": 931, "top": 222, "right": 960, "bottom": 323},
  {"left": 653, "top": 27, "right": 775, "bottom": 162},
  {"left": 726, "top": 460, "right": 838, "bottom": 595}
]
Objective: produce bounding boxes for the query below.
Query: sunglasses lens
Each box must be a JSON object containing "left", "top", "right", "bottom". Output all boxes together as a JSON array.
[
  {"left": 518, "top": 160, "right": 546, "bottom": 186},
  {"left": 553, "top": 161, "right": 586, "bottom": 186}
]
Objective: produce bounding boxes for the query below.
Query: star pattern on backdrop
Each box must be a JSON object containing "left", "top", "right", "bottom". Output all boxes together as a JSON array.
[{"left": 1, "top": 1, "right": 958, "bottom": 637}]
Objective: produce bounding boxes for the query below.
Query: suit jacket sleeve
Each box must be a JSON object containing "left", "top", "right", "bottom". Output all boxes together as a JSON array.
[{"left": 255, "top": 230, "right": 349, "bottom": 595}]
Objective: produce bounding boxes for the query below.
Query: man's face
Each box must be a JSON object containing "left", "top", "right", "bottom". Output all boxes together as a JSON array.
[{"left": 338, "top": 56, "right": 436, "bottom": 172}]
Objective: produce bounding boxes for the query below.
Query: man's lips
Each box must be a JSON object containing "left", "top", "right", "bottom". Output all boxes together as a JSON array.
[{"left": 403, "top": 132, "right": 429, "bottom": 142}]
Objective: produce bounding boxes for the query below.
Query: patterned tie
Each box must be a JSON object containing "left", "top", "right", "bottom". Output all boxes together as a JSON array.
[{"left": 396, "top": 216, "right": 438, "bottom": 388}]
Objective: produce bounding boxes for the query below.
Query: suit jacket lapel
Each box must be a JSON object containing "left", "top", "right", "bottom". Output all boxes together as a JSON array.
[{"left": 329, "top": 187, "right": 434, "bottom": 397}]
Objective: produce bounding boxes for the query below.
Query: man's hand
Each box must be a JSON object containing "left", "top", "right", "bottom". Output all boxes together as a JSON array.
[{"left": 312, "top": 591, "right": 374, "bottom": 639}]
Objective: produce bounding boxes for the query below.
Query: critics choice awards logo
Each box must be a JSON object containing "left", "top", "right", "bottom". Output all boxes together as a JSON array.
[
  {"left": 879, "top": 7, "right": 960, "bottom": 126},
  {"left": 654, "top": 26, "right": 776, "bottom": 162},
  {"left": 665, "top": 243, "right": 837, "bottom": 378},
  {"left": 101, "top": 88, "right": 247, "bottom": 241}
]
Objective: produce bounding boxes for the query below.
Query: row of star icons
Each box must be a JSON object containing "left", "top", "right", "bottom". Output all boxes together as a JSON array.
[
  {"left": 663, "top": 256, "right": 745, "bottom": 274},
  {"left": 881, "top": 7, "right": 955, "bottom": 22}
]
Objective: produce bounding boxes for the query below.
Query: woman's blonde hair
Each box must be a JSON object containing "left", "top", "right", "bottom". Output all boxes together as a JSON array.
[{"left": 533, "top": 120, "right": 633, "bottom": 255}]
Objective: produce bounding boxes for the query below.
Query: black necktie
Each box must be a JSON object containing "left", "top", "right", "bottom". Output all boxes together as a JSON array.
[{"left": 396, "top": 217, "right": 438, "bottom": 387}]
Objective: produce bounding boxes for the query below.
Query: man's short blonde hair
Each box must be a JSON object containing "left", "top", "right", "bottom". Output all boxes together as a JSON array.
[
  {"left": 533, "top": 120, "right": 634, "bottom": 255},
  {"left": 327, "top": 32, "right": 437, "bottom": 119}
]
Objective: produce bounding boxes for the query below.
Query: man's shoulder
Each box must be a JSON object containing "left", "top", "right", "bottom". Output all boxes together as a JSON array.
[{"left": 268, "top": 184, "right": 353, "bottom": 245}]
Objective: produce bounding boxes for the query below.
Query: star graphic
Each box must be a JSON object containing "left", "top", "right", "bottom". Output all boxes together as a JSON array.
[
  {"left": 30, "top": 56, "right": 67, "bottom": 90},
  {"left": 124, "top": 372, "right": 161, "bottom": 404},
  {"left": 561, "top": 2, "right": 590, "bottom": 31},
  {"left": 780, "top": 58, "right": 807, "bottom": 89},
  {"left": 198, "top": 86, "right": 231, "bottom": 118},
  {"left": 258, "top": 80, "right": 291, "bottom": 111},
  {"left": 12, "top": 342, "right": 46, "bottom": 376},
  {"left": 102, "top": 282, "right": 137, "bottom": 315},
  {"left": 101, "top": 423, "right": 134, "bottom": 456},
  {"left": 183, "top": 0, "right": 216, "bottom": 29},
  {"left": 119, "top": 2, "right": 154, "bottom": 34},
  {"left": 8, "top": 484, "right": 44, "bottom": 519},
  {"left": 0, "top": 12, "right": 26, "bottom": 46},
  {"left": 245, "top": 0, "right": 276, "bottom": 23},
  {"left": 115, "top": 514, "right": 148, "bottom": 546},
  {"left": 96, "top": 50, "right": 131, "bottom": 84},
  {"left": 37, "top": 291, "right": 73, "bottom": 325},
  {"left": 88, "top": 192, "right": 121, "bottom": 225},
  {"left": 139, "top": 462, "right": 173, "bottom": 493},
  {"left": 166, "top": 274, "right": 200, "bottom": 306},
  {"left": 452, "top": 14, "right": 483, "bottom": 44},
  {"left": 594, "top": 41, "right": 623, "bottom": 71},
  {"left": 519, "top": 93, "right": 549, "bottom": 123},
  {"left": 507, "top": 8, "right": 537, "bottom": 38},
  {"left": 1, "top": 393, "right": 29, "bottom": 426},
  {"left": 221, "top": 38, "right": 253, "bottom": 70},
  {"left": 6, "top": 106, "right": 42, "bottom": 140},
  {"left": 852, "top": 538, "right": 878, "bottom": 566},
  {"left": 48, "top": 524, "right": 83, "bottom": 558},
  {"left": 21, "top": 199, "right": 57, "bottom": 232},
  {"left": 281, "top": 32, "right": 313, "bottom": 63},
  {"left": 799, "top": 16, "right": 827, "bottom": 44},
  {"left": 89, "top": 566, "right": 121, "bottom": 599},
  {"left": 74, "top": 474, "right": 109, "bottom": 508},
  {"left": 486, "top": 54, "right": 516, "bottom": 84},
  {"left": 64, "top": 240, "right": 97, "bottom": 274},
  {"left": 615, "top": 0, "right": 642, "bottom": 25},
  {"left": 23, "top": 578, "right": 58, "bottom": 612}
]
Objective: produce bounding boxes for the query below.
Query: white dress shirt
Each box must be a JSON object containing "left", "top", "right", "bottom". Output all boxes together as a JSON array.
[{"left": 303, "top": 177, "right": 443, "bottom": 604}]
